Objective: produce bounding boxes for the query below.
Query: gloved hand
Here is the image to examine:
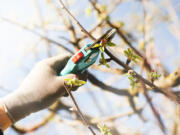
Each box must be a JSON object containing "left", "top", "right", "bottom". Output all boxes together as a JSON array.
[{"left": 2, "top": 53, "right": 87, "bottom": 123}]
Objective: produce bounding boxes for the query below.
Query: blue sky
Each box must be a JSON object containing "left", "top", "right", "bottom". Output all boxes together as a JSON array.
[{"left": 0, "top": 0, "right": 179, "bottom": 135}]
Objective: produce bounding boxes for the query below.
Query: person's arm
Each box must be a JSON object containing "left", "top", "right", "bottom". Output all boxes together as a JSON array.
[
  {"left": 0, "top": 103, "right": 12, "bottom": 131},
  {"left": 0, "top": 128, "right": 3, "bottom": 135},
  {"left": 0, "top": 53, "right": 86, "bottom": 130}
]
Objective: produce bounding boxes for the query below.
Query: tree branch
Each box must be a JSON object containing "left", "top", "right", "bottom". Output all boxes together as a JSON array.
[
  {"left": 59, "top": 0, "right": 95, "bottom": 41},
  {"left": 141, "top": 82, "right": 167, "bottom": 135},
  {"left": 64, "top": 84, "right": 96, "bottom": 135}
]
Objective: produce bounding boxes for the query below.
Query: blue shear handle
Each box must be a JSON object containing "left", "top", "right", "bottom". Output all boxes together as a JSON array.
[{"left": 59, "top": 44, "right": 99, "bottom": 76}]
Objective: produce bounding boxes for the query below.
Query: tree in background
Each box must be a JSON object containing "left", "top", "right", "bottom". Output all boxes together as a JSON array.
[{"left": 0, "top": 0, "right": 180, "bottom": 135}]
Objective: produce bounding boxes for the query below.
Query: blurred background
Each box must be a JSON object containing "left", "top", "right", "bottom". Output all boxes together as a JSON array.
[{"left": 0, "top": 0, "right": 180, "bottom": 135}]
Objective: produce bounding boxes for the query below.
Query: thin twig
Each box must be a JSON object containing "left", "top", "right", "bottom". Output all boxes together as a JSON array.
[
  {"left": 141, "top": 82, "right": 167, "bottom": 135},
  {"left": 64, "top": 84, "right": 96, "bottom": 135},
  {"left": 59, "top": 0, "right": 95, "bottom": 41}
]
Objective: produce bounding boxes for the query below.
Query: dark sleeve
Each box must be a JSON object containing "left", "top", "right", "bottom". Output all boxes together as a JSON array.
[{"left": 0, "top": 128, "right": 3, "bottom": 135}]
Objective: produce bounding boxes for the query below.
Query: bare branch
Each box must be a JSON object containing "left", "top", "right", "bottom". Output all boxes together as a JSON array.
[
  {"left": 141, "top": 82, "right": 167, "bottom": 135},
  {"left": 64, "top": 84, "right": 96, "bottom": 135},
  {"left": 59, "top": 0, "right": 95, "bottom": 41}
]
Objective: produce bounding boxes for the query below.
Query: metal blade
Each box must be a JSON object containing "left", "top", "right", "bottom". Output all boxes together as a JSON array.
[{"left": 85, "top": 28, "right": 116, "bottom": 51}]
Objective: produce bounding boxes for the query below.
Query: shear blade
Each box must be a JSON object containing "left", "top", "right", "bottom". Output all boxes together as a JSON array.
[{"left": 89, "top": 28, "right": 116, "bottom": 49}]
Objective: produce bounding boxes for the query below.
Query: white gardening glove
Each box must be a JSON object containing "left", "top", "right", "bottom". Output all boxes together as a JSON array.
[{"left": 2, "top": 53, "right": 87, "bottom": 123}]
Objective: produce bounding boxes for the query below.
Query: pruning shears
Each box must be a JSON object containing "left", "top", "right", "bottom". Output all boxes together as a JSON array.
[{"left": 59, "top": 29, "right": 116, "bottom": 76}]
